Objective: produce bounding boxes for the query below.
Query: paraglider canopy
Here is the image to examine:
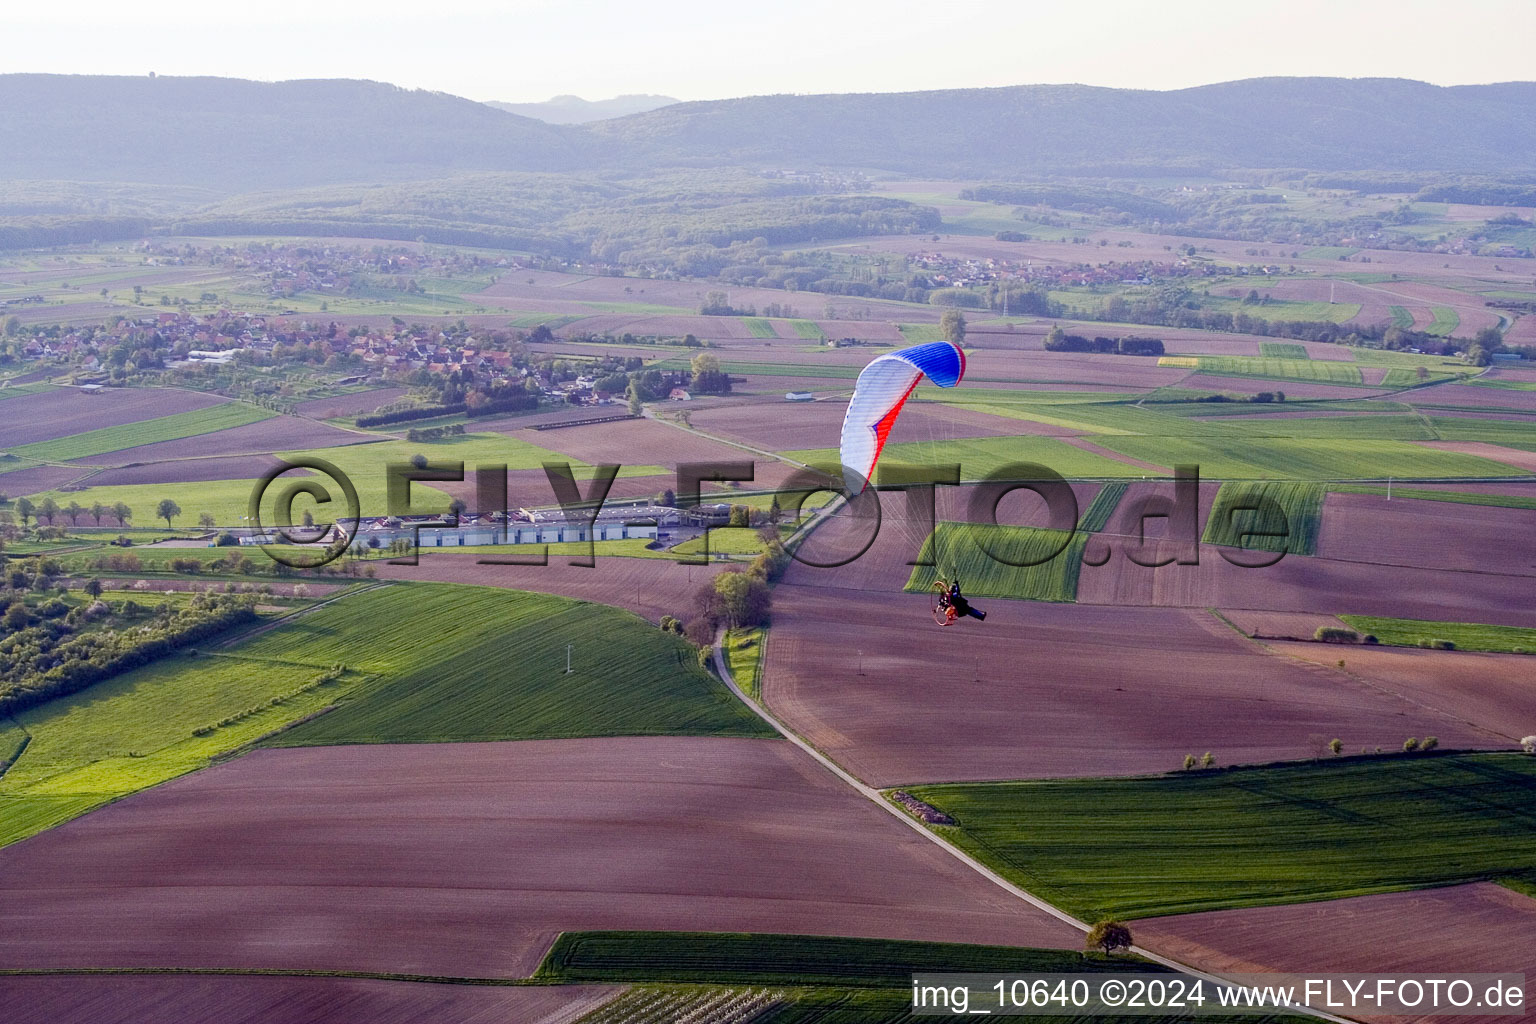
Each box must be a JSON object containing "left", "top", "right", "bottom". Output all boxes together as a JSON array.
[{"left": 839, "top": 340, "right": 965, "bottom": 492}]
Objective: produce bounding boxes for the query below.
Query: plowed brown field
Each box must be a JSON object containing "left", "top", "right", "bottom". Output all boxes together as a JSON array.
[
  {"left": 0, "top": 976, "right": 618, "bottom": 1024},
  {"left": 1135, "top": 883, "right": 1536, "bottom": 1024},
  {"left": 0, "top": 737, "right": 1080, "bottom": 977},
  {"left": 0, "top": 387, "right": 226, "bottom": 448}
]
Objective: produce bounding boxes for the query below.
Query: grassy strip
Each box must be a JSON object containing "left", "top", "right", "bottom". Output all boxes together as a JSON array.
[
  {"left": 723, "top": 627, "right": 766, "bottom": 700},
  {"left": 743, "top": 317, "right": 777, "bottom": 338},
  {"left": 1389, "top": 305, "right": 1414, "bottom": 330},
  {"left": 260, "top": 583, "right": 773, "bottom": 747},
  {"left": 1202, "top": 482, "right": 1323, "bottom": 555},
  {"left": 534, "top": 932, "right": 1160, "bottom": 988},
  {"left": 1338, "top": 615, "right": 1536, "bottom": 654},
  {"left": 905, "top": 523, "right": 1086, "bottom": 603},
  {"left": 789, "top": 319, "right": 825, "bottom": 340},
  {"left": 1328, "top": 484, "right": 1536, "bottom": 510},
  {"left": 12, "top": 402, "right": 274, "bottom": 462},
  {"left": 908, "top": 754, "right": 1536, "bottom": 921}
]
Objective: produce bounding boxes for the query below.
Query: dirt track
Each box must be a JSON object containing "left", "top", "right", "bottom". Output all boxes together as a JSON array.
[{"left": 0, "top": 737, "right": 1081, "bottom": 977}]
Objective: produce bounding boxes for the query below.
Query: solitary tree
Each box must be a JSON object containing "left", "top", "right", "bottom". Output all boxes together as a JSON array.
[
  {"left": 84, "top": 578, "right": 103, "bottom": 598},
  {"left": 767, "top": 494, "right": 783, "bottom": 524},
  {"left": 64, "top": 501, "right": 85, "bottom": 526},
  {"left": 15, "top": 497, "right": 35, "bottom": 526},
  {"left": 1085, "top": 921, "right": 1133, "bottom": 957},
  {"left": 38, "top": 497, "right": 59, "bottom": 525},
  {"left": 198, "top": 511, "right": 216, "bottom": 529},
  {"left": 112, "top": 502, "right": 133, "bottom": 526},
  {"left": 156, "top": 499, "right": 182, "bottom": 528},
  {"left": 1329, "top": 738, "right": 1343, "bottom": 755},
  {"left": 1201, "top": 751, "right": 1215, "bottom": 768},
  {"left": 90, "top": 503, "right": 107, "bottom": 526},
  {"left": 940, "top": 309, "right": 967, "bottom": 346},
  {"left": 410, "top": 453, "right": 429, "bottom": 470}
]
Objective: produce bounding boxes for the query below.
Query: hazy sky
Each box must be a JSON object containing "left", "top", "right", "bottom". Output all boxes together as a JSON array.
[{"left": 6, "top": 0, "right": 1533, "bottom": 103}]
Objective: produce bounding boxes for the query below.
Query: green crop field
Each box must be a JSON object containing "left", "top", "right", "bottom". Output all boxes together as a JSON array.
[
  {"left": 1301, "top": 246, "right": 1359, "bottom": 259},
  {"left": 743, "top": 317, "right": 776, "bottom": 338},
  {"left": 0, "top": 650, "right": 360, "bottom": 848},
  {"left": 1426, "top": 416, "right": 1536, "bottom": 445},
  {"left": 1389, "top": 306, "right": 1414, "bottom": 330},
  {"left": 897, "top": 323, "right": 943, "bottom": 343},
  {"left": 1328, "top": 483, "right": 1536, "bottom": 510},
  {"left": 905, "top": 523, "right": 1087, "bottom": 603},
  {"left": 1466, "top": 377, "right": 1536, "bottom": 392},
  {"left": 1338, "top": 616, "right": 1536, "bottom": 654},
  {"left": 11, "top": 401, "right": 275, "bottom": 462},
  {"left": 0, "top": 383, "right": 53, "bottom": 400},
  {"left": 260, "top": 583, "right": 773, "bottom": 746},
  {"left": 671, "top": 526, "right": 788, "bottom": 558},
  {"left": 908, "top": 754, "right": 1536, "bottom": 921},
  {"left": 789, "top": 319, "right": 825, "bottom": 340},
  {"left": 724, "top": 627, "right": 766, "bottom": 700},
  {"left": 1183, "top": 357, "right": 1364, "bottom": 385},
  {"left": 1090, "top": 435, "right": 1523, "bottom": 480},
  {"left": 1426, "top": 307, "right": 1461, "bottom": 336},
  {"left": 535, "top": 932, "right": 1161, "bottom": 988},
  {"left": 504, "top": 312, "right": 583, "bottom": 329},
  {"left": 1201, "top": 298, "right": 1362, "bottom": 324},
  {"left": 1203, "top": 482, "right": 1324, "bottom": 555},
  {"left": 1077, "top": 481, "right": 1128, "bottom": 533},
  {"left": 1382, "top": 368, "right": 1458, "bottom": 387},
  {"left": 1257, "top": 342, "right": 1309, "bottom": 359},
  {"left": 785, "top": 436, "right": 1145, "bottom": 482}
]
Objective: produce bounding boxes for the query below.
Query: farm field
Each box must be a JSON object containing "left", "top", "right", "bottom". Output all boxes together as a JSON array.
[
  {"left": 759, "top": 577, "right": 1491, "bottom": 786},
  {"left": 904, "top": 523, "right": 1087, "bottom": 603},
  {"left": 536, "top": 931, "right": 1156, "bottom": 987},
  {"left": 1202, "top": 482, "right": 1324, "bottom": 555},
  {"left": 785, "top": 435, "right": 1146, "bottom": 481},
  {"left": 21, "top": 430, "right": 662, "bottom": 525},
  {"left": 906, "top": 754, "right": 1536, "bottom": 922},
  {"left": 0, "top": 642, "right": 359, "bottom": 849},
  {"left": 259, "top": 582, "right": 771, "bottom": 745},
  {"left": 0, "top": 386, "right": 227, "bottom": 448},
  {"left": 1337, "top": 615, "right": 1536, "bottom": 653},
  {"left": 1159, "top": 356, "right": 1364, "bottom": 384},
  {"left": 1135, "top": 882, "right": 1536, "bottom": 1024},
  {"left": 1272, "top": 641, "right": 1536, "bottom": 747},
  {"left": 1088, "top": 435, "right": 1524, "bottom": 479},
  {"left": 0, "top": 976, "right": 621, "bottom": 1024},
  {"left": 0, "top": 736, "right": 1082, "bottom": 977},
  {"left": 364, "top": 550, "right": 730, "bottom": 622},
  {"left": 10, "top": 402, "right": 274, "bottom": 462}
]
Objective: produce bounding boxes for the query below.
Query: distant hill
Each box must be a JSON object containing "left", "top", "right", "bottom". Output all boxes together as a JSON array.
[
  {"left": 1, "top": 75, "right": 1533, "bottom": 193},
  {"left": 486, "top": 94, "right": 677, "bottom": 124},
  {"left": 0, "top": 75, "right": 590, "bottom": 191},
  {"left": 586, "top": 78, "right": 1536, "bottom": 177}
]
